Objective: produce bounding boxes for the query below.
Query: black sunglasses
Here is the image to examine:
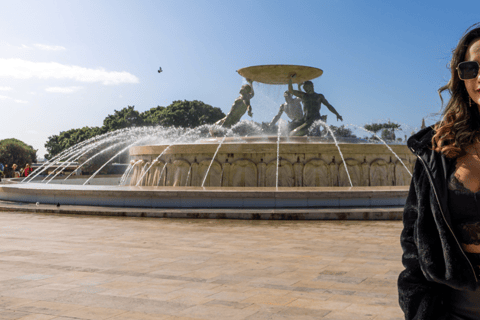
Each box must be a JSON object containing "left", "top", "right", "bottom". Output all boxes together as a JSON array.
[{"left": 457, "top": 61, "right": 479, "bottom": 80}]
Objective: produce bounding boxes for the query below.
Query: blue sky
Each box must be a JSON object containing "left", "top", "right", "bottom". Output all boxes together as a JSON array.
[{"left": 0, "top": 0, "right": 479, "bottom": 158}]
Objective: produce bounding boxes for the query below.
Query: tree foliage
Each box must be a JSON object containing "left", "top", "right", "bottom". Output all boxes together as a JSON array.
[
  {"left": 144, "top": 100, "right": 224, "bottom": 128},
  {"left": 364, "top": 123, "right": 384, "bottom": 135},
  {"left": 102, "top": 105, "right": 144, "bottom": 132},
  {"left": 0, "top": 138, "right": 37, "bottom": 168},
  {"left": 330, "top": 125, "right": 357, "bottom": 138},
  {"left": 364, "top": 121, "right": 401, "bottom": 140}
]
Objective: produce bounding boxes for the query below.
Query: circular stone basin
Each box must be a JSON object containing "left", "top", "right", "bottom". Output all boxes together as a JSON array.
[
  {"left": 128, "top": 137, "right": 415, "bottom": 188},
  {"left": 0, "top": 137, "right": 412, "bottom": 216}
]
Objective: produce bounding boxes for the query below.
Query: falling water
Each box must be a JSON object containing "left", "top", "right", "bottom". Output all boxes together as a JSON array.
[
  {"left": 24, "top": 128, "right": 131, "bottom": 183},
  {"left": 156, "top": 162, "right": 168, "bottom": 186},
  {"left": 42, "top": 147, "right": 88, "bottom": 183},
  {"left": 23, "top": 148, "right": 71, "bottom": 183},
  {"left": 83, "top": 137, "right": 151, "bottom": 185},
  {"left": 47, "top": 140, "right": 113, "bottom": 184},
  {"left": 131, "top": 127, "right": 203, "bottom": 187},
  {"left": 119, "top": 162, "right": 134, "bottom": 186},
  {"left": 63, "top": 137, "right": 133, "bottom": 181},
  {"left": 311, "top": 120, "right": 353, "bottom": 187},
  {"left": 201, "top": 135, "right": 227, "bottom": 187},
  {"left": 276, "top": 123, "right": 281, "bottom": 188},
  {"left": 137, "top": 161, "right": 151, "bottom": 186},
  {"left": 185, "top": 167, "right": 192, "bottom": 186},
  {"left": 23, "top": 136, "right": 97, "bottom": 183},
  {"left": 346, "top": 123, "right": 412, "bottom": 177},
  {"left": 135, "top": 145, "right": 172, "bottom": 186}
]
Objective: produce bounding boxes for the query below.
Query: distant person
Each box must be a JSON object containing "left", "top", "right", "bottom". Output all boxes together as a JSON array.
[
  {"left": 398, "top": 24, "right": 480, "bottom": 320},
  {"left": 11, "top": 164, "right": 19, "bottom": 178},
  {"left": 288, "top": 77, "right": 342, "bottom": 136},
  {"left": 215, "top": 79, "right": 254, "bottom": 128},
  {"left": 24, "top": 163, "right": 33, "bottom": 177},
  {"left": 3, "top": 164, "right": 10, "bottom": 178}
]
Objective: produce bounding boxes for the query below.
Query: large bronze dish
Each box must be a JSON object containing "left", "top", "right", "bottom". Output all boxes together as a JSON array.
[{"left": 237, "top": 65, "right": 323, "bottom": 84}]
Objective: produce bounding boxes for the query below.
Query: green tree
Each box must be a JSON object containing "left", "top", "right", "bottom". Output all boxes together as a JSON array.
[
  {"left": 382, "top": 121, "right": 401, "bottom": 139},
  {"left": 0, "top": 138, "right": 37, "bottom": 168},
  {"left": 364, "top": 123, "right": 384, "bottom": 137},
  {"left": 142, "top": 105, "right": 166, "bottom": 126},
  {"left": 146, "top": 100, "right": 224, "bottom": 128},
  {"left": 365, "top": 121, "right": 401, "bottom": 140},
  {"left": 330, "top": 125, "right": 357, "bottom": 138},
  {"left": 102, "top": 105, "right": 144, "bottom": 132}
]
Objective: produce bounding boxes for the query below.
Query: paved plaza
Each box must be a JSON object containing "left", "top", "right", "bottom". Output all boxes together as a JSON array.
[{"left": 0, "top": 212, "right": 404, "bottom": 319}]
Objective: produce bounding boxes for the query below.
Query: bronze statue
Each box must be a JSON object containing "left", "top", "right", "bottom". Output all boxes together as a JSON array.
[
  {"left": 268, "top": 86, "right": 304, "bottom": 130},
  {"left": 288, "top": 77, "right": 342, "bottom": 136},
  {"left": 215, "top": 79, "right": 254, "bottom": 128}
]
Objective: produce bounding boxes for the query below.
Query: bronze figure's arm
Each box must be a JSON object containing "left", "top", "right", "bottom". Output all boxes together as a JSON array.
[
  {"left": 288, "top": 77, "right": 304, "bottom": 99},
  {"left": 320, "top": 95, "right": 343, "bottom": 121},
  {"left": 269, "top": 104, "right": 285, "bottom": 126}
]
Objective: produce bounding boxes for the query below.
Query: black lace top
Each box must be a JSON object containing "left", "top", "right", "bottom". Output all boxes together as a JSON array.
[{"left": 448, "top": 171, "right": 480, "bottom": 276}]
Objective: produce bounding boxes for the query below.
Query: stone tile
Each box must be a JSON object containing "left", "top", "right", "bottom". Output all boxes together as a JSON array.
[
  {"left": 205, "top": 299, "right": 253, "bottom": 309},
  {"left": 11, "top": 301, "right": 84, "bottom": 316},
  {"left": 323, "top": 311, "right": 376, "bottom": 320},
  {"left": 287, "top": 298, "right": 351, "bottom": 311},
  {"left": 0, "top": 308, "right": 30, "bottom": 319},
  {"left": 4, "top": 288, "right": 67, "bottom": 301},
  {"left": 344, "top": 303, "right": 403, "bottom": 317},
  {"left": 179, "top": 304, "right": 258, "bottom": 320},
  {"left": 17, "top": 314, "right": 57, "bottom": 320},
  {"left": 107, "top": 311, "right": 174, "bottom": 319},
  {"left": 62, "top": 306, "right": 128, "bottom": 319},
  {"left": 205, "top": 291, "right": 256, "bottom": 302},
  {"left": 0, "top": 297, "right": 35, "bottom": 309},
  {"left": 241, "top": 294, "right": 298, "bottom": 306},
  {"left": 244, "top": 305, "right": 331, "bottom": 320}
]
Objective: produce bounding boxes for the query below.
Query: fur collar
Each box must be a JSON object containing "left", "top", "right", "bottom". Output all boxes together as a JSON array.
[{"left": 407, "top": 126, "right": 435, "bottom": 156}]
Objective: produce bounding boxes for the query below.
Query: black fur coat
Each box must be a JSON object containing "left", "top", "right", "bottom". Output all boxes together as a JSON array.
[{"left": 398, "top": 126, "right": 479, "bottom": 319}]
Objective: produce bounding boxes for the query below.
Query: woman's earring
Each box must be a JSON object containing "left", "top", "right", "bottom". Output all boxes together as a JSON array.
[{"left": 470, "top": 97, "right": 472, "bottom": 108}]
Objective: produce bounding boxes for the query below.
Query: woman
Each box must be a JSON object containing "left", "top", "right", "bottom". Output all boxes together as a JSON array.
[
  {"left": 398, "top": 24, "right": 480, "bottom": 319},
  {"left": 24, "top": 163, "right": 32, "bottom": 177}
]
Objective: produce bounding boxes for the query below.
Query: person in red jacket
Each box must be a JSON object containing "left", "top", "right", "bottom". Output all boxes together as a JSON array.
[{"left": 24, "top": 163, "right": 33, "bottom": 177}]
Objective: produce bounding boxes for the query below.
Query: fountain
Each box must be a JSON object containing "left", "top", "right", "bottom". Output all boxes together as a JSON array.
[{"left": 0, "top": 65, "right": 414, "bottom": 219}]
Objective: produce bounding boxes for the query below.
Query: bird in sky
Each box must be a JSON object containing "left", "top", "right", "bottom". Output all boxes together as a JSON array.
[{"left": 158, "top": 67, "right": 162, "bottom": 73}]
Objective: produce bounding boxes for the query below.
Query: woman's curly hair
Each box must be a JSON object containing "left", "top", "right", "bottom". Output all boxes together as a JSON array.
[{"left": 432, "top": 23, "right": 480, "bottom": 158}]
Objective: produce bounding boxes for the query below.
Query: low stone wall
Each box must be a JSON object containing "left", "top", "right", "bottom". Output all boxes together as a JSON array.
[
  {"left": 129, "top": 140, "right": 415, "bottom": 187},
  {"left": 0, "top": 183, "right": 408, "bottom": 211}
]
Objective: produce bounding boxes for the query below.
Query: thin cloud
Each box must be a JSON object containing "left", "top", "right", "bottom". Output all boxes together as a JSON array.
[
  {"left": 0, "top": 86, "right": 12, "bottom": 91},
  {"left": 0, "top": 58, "right": 139, "bottom": 85},
  {"left": 45, "top": 86, "right": 82, "bottom": 93},
  {"left": 34, "top": 44, "right": 66, "bottom": 51},
  {"left": 0, "top": 95, "right": 28, "bottom": 104}
]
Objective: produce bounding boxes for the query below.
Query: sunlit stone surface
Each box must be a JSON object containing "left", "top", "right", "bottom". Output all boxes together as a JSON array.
[{"left": 129, "top": 137, "right": 415, "bottom": 187}]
